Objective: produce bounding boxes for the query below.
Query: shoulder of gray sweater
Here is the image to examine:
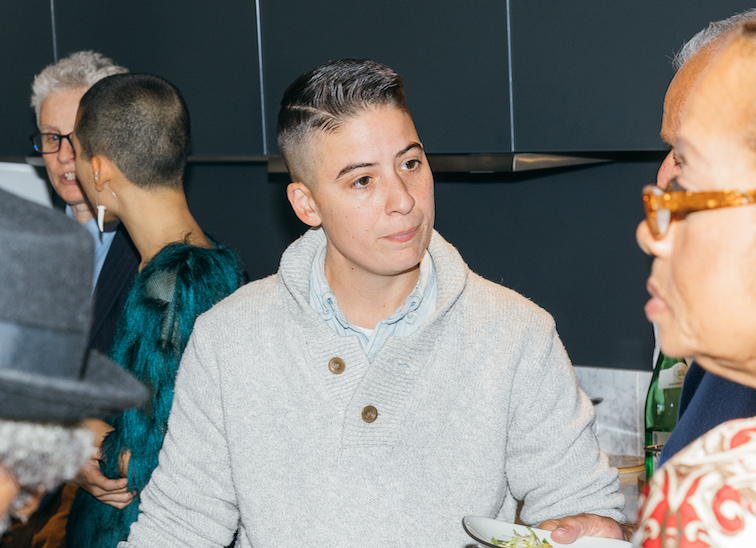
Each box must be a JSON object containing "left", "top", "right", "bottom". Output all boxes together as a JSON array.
[
  {"left": 193, "top": 273, "right": 279, "bottom": 327},
  {"left": 464, "top": 271, "right": 556, "bottom": 331}
]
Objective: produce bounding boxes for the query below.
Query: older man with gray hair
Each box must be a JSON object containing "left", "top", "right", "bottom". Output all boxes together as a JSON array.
[
  {"left": 0, "top": 189, "right": 146, "bottom": 539},
  {"left": 652, "top": 8, "right": 756, "bottom": 468}
]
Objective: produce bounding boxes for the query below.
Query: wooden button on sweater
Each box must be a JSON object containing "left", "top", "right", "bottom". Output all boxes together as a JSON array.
[
  {"left": 362, "top": 405, "right": 378, "bottom": 423},
  {"left": 328, "top": 357, "right": 345, "bottom": 374}
]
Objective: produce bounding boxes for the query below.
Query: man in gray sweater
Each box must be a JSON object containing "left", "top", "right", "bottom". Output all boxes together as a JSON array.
[{"left": 122, "top": 59, "right": 630, "bottom": 546}]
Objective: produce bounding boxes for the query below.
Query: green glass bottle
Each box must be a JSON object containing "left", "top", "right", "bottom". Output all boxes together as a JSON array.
[{"left": 644, "top": 352, "right": 688, "bottom": 478}]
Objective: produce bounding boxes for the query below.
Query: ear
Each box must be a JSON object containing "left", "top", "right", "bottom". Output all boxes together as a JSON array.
[
  {"left": 90, "top": 156, "right": 105, "bottom": 191},
  {"left": 287, "top": 182, "right": 322, "bottom": 227},
  {"left": 90, "top": 155, "right": 122, "bottom": 192}
]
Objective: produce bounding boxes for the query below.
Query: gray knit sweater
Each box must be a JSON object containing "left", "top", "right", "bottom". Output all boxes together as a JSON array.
[{"left": 122, "top": 229, "right": 624, "bottom": 547}]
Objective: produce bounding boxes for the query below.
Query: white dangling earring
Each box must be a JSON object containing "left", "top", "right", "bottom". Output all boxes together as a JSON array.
[
  {"left": 93, "top": 171, "right": 107, "bottom": 233},
  {"left": 96, "top": 204, "right": 107, "bottom": 233}
]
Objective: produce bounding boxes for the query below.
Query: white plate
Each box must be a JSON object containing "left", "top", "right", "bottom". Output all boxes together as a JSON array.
[{"left": 462, "top": 515, "right": 631, "bottom": 547}]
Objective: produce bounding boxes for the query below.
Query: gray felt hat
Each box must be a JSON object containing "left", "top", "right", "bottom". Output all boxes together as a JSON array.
[{"left": 0, "top": 188, "right": 146, "bottom": 423}]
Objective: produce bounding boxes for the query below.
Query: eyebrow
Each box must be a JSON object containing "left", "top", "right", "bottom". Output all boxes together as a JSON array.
[{"left": 335, "top": 142, "right": 424, "bottom": 180}]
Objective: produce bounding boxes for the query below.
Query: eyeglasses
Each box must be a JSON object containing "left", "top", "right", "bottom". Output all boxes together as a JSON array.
[
  {"left": 642, "top": 179, "right": 756, "bottom": 238},
  {"left": 29, "top": 132, "right": 74, "bottom": 154}
]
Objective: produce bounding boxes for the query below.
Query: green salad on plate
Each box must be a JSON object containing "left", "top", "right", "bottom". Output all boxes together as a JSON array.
[{"left": 490, "top": 526, "right": 553, "bottom": 547}]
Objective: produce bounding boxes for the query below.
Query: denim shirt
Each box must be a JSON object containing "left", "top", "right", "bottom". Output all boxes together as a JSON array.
[
  {"left": 66, "top": 205, "right": 117, "bottom": 292},
  {"left": 309, "top": 239, "right": 437, "bottom": 361}
]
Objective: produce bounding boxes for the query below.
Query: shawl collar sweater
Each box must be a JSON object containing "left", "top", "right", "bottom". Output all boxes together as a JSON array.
[{"left": 123, "top": 229, "right": 623, "bottom": 547}]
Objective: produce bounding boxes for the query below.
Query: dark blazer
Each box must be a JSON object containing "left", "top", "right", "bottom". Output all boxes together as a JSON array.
[
  {"left": 88, "top": 223, "right": 140, "bottom": 356},
  {"left": 659, "top": 361, "right": 756, "bottom": 465}
]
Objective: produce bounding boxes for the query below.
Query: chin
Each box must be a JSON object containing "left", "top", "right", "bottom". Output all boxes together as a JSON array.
[
  {"left": 657, "top": 328, "right": 695, "bottom": 361},
  {"left": 59, "top": 190, "right": 87, "bottom": 207},
  {"left": 394, "top": 254, "right": 424, "bottom": 275},
  {"left": 66, "top": 198, "right": 89, "bottom": 209},
  {"left": 376, "top": 256, "right": 420, "bottom": 277}
]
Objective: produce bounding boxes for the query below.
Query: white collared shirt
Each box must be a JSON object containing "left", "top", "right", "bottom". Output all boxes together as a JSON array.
[{"left": 66, "top": 205, "right": 117, "bottom": 292}]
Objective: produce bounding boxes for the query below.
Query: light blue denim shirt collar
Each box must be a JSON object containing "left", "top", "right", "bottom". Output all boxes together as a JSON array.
[
  {"left": 65, "top": 205, "right": 117, "bottom": 292},
  {"left": 309, "top": 238, "right": 437, "bottom": 361}
]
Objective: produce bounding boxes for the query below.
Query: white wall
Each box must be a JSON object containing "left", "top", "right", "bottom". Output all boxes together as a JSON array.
[{"left": 0, "top": 161, "right": 51, "bottom": 207}]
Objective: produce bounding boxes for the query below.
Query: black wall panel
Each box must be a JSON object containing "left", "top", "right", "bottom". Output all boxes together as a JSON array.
[
  {"left": 55, "top": 0, "right": 264, "bottom": 156},
  {"left": 260, "top": 0, "right": 512, "bottom": 155},
  {"left": 0, "top": 1, "right": 55, "bottom": 158},
  {"left": 510, "top": 0, "right": 756, "bottom": 151}
]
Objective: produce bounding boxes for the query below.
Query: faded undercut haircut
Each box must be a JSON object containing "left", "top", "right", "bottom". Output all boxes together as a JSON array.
[
  {"left": 277, "top": 58, "right": 409, "bottom": 184},
  {"left": 673, "top": 8, "right": 756, "bottom": 70},
  {"left": 31, "top": 51, "right": 127, "bottom": 126},
  {"left": 76, "top": 73, "right": 190, "bottom": 189}
]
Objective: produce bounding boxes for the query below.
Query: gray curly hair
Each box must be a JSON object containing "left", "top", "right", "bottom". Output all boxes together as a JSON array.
[
  {"left": 673, "top": 9, "right": 756, "bottom": 70},
  {"left": 30, "top": 51, "right": 127, "bottom": 125},
  {"left": 0, "top": 420, "right": 94, "bottom": 535}
]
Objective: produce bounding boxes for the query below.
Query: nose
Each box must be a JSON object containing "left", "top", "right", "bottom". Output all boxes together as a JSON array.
[
  {"left": 656, "top": 151, "right": 679, "bottom": 191},
  {"left": 385, "top": 172, "right": 415, "bottom": 215},
  {"left": 637, "top": 217, "right": 674, "bottom": 258}
]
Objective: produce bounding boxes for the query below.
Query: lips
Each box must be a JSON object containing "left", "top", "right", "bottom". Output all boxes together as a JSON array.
[
  {"left": 385, "top": 225, "right": 419, "bottom": 243},
  {"left": 60, "top": 172, "right": 78, "bottom": 184},
  {"left": 644, "top": 281, "right": 668, "bottom": 320}
]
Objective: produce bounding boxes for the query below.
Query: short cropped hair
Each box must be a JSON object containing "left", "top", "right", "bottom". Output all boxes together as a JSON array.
[
  {"left": 673, "top": 9, "right": 756, "bottom": 70},
  {"left": 277, "top": 58, "right": 409, "bottom": 184},
  {"left": 30, "top": 51, "right": 127, "bottom": 125},
  {"left": 76, "top": 73, "right": 191, "bottom": 189}
]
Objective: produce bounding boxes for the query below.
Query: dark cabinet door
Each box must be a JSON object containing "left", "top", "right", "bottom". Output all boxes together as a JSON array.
[
  {"left": 509, "top": 0, "right": 756, "bottom": 152},
  {"left": 55, "top": 0, "right": 264, "bottom": 157},
  {"left": 5, "top": 2, "right": 756, "bottom": 159},
  {"left": 0, "top": 1, "right": 55, "bottom": 158},
  {"left": 261, "top": 0, "right": 512, "bottom": 155}
]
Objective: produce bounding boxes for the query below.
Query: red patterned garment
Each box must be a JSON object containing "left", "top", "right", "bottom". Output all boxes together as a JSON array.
[{"left": 634, "top": 417, "right": 756, "bottom": 547}]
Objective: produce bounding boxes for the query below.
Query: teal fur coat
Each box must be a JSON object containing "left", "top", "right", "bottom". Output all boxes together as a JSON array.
[{"left": 66, "top": 241, "right": 243, "bottom": 547}]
